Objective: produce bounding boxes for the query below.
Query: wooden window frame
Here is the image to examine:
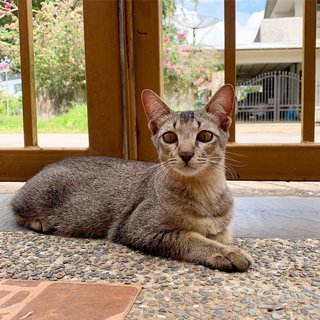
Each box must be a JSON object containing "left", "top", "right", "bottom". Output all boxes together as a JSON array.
[{"left": 0, "top": 0, "right": 319, "bottom": 182}]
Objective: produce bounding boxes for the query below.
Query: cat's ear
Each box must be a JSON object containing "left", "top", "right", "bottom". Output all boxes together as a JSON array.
[
  {"left": 141, "top": 89, "right": 171, "bottom": 135},
  {"left": 205, "top": 84, "right": 235, "bottom": 131}
]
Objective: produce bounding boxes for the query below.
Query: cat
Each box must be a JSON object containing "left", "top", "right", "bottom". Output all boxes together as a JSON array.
[{"left": 11, "top": 84, "right": 253, "bottom": 272}]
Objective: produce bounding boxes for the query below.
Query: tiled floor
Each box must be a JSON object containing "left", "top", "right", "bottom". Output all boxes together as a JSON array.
[{"left": 0, "top": 279, "right": 141, "bottom": 320}]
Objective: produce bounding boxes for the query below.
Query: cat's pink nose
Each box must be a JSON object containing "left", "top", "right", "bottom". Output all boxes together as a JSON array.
[{"left": 179, "top": 151, "right": 194, "bottom": 163}]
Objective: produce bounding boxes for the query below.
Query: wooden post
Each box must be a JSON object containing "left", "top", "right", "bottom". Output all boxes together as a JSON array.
[
  {"left": 224, "top": 0, "right": 236, "bottom": 143},
  {"left": 83, "top": 0, "right": 123, "bottom": 157},
  {"left": 133, "top": 0, "right": 162, "bottom": 161},
  {"left": 301, "top": 0, "right": 316, "bottom": 142},
  {"left": 18, "top": 0, "right": 38, "bottom": 147}
]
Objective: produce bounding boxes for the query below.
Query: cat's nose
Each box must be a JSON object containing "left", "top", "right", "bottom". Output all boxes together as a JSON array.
[{"left": 179, "top": 151, "right": 194, "bottom": 163}]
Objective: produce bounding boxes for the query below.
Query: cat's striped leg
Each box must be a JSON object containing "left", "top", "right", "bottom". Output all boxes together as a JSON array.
[
  {"left": 123, "top": 228, "right": 252, "bottom": 272},
  {"left": 15, "top": 215, "right": 52, "bottom": 233}
]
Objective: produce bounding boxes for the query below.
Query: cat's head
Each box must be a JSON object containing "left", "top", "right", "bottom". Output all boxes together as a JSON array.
[{"left": 141, "top": 85, "right": 234, "bottom": 177}]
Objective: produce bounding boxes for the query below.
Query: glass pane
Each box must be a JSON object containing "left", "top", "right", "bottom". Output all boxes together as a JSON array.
[
  {"left": 236, "top": 0, "right": 302, "bottom": 144},
  {"left": 0, "top": 0, "right": 24, "bottom": 146},
  {"left": 162, "top": 0, "right": 224, "bottom": 111},
  {"left": 33, "top": 0, "right": 88, "bottom": 147}
]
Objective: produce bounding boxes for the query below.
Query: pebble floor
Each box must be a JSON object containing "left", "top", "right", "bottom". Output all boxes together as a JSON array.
[{"left": 1, "top": 232, "right": 319, "bottom": 320}]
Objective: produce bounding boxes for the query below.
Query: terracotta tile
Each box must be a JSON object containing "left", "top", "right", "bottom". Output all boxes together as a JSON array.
[{"left": 0, "top": 279, "right": 141, "bottom": 320}]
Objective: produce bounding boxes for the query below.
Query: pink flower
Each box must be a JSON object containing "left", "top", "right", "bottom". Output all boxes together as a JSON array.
[
  {"left": 204, "top": 81, "right": 211, "bottom": 89},
  {"left": 164, "top": 48, "right": 170, "bottom": 53},
  {"left": 172, "top": 65, "right": 179, "bottom": 72},
  {"left": 178, "top": 33, "right": 187, "bottom": 40},
  {"left": 65, "top": 1, "right": 73, "bottom": 8},
  {"left": 163, "top": 60, "right": 172, "bottom": 69},
  {"left": 184, "top": 45, "right": 193, "bottom": 52},
  {"left": 163, "top": 37, "right": 170, "bottom": 45},
  {"left": 5, "top": 2, "right": 11, "bottom": 9},
  {"left": 51, "top": 6, "right": 58, "bottom": 14},
  {"left": 179, "top": 50, "right": 189, "bottom": 58},
  {"left": 194, "top": 78, "right": 203, "bottom": 87}
]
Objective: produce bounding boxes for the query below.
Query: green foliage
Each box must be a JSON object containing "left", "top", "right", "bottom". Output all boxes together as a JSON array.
[
  {"left": 0, "top": 103, "right": 88, "bottom": 133},
  {"left": 0, "top": 0, "right": 85, "bottom": 108},
  {"left": 0, "top": 90, "right": 22, "bottom": 115},
  {"left": 32, "top": 1, "right": 85, "bottom": 94},
  {"left": 162, "top": 0, "right": 176, "bottom": 19},
  {"left": 37, "top": 103, "right": 87, "bottom": 133},
  {"left": 1, "top": 0, "right": 220, "bottom": 116},
  {"left": 162, "top": 0, "right": 221, "bottom": 106},
  {"left": 0, "top": 113, "right": 23, "bottom": 133}
]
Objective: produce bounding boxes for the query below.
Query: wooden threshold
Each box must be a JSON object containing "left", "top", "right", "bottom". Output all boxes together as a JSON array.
[
  {"left": 0, "top": 148, "right": 94, "bottom": 181},
  {"left": 1, "top": 143, "right": 319, "bottom": 182},
  {"left": 226, "top": 143, "right": 320, "bottom": 181}
]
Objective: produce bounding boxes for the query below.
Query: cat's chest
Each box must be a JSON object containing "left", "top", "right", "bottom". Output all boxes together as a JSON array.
[{"left": 181, "top": 208, "right": 233, "bottom": 236}]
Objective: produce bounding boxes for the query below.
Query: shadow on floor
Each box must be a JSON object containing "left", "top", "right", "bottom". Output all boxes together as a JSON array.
[{"left": 1, "top": 194, "right": 319, "bottom": 239}]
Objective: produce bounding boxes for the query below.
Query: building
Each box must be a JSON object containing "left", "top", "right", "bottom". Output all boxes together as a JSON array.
[{"left": 217, "top": 0, "right": 320, "bottom": 122}]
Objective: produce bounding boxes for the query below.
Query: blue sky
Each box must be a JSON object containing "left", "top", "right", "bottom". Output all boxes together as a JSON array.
[
  {"left": 176, "top": 0, "right": 266, "bottom": 19},
  {"left": 174, "top": 0, "right": 267, "bottom": 46}
]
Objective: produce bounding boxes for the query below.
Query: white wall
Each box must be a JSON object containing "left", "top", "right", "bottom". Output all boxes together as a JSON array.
[
  {"left": 0, "top": 78, "right": 22, "bottom": 97},
  {"left": 260, "top": 17, "right": 302, "bottom": 43}
]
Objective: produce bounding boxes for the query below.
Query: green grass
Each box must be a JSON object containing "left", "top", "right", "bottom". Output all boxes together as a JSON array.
[{"left": 0, "top": 104, "right": 88, "bottom": 133}]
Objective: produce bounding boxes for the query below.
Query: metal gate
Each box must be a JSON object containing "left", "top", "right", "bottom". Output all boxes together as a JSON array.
[{"left": 236, "top": 71, "right": 302, "bottom": 123}]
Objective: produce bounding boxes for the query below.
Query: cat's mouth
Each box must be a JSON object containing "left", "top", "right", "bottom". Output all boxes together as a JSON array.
[{"left": 174, "top": 162, "right": 202, "bottom": 177}]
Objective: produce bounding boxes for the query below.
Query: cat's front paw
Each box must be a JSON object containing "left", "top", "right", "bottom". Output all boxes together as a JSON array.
[{"left": 207, "top": 247, "right": 253, "bottom": 272}]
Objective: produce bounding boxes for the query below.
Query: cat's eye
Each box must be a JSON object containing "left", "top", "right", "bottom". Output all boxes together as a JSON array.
[
  {"left": 162, "top": 132, "right": 178, "bottom": 144},
  {"left": 197, "top": 130, "right": 214, "bottom": 143}
]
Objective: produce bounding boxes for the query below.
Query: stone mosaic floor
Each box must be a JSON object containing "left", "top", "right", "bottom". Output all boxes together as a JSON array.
[{"left": 1, "top": 232, "right": 319, "bottom": 319}]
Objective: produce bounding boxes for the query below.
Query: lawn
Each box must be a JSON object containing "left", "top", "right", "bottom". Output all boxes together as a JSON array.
[{"left": 0, "top": 104, "right": 88, "bottom": 133}]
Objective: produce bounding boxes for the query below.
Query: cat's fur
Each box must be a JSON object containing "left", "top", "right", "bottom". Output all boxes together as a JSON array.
[{"left": 11, "top": 84, "right": 252, "bottom": 272}]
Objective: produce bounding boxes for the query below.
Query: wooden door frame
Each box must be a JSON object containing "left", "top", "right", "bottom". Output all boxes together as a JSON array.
[{"left": 0, "top": 0, "right": 319, "bottom": 182}]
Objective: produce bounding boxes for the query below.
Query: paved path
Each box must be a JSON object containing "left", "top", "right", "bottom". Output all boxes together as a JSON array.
[
  {"left": 0, "top": 124, "right": 319, "bottom": 147},
  {"left": 0, "top": 133, "right": 89, "bottom": 148}
]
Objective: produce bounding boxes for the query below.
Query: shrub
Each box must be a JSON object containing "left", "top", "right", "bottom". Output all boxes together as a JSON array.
[{"left": 0, "top": 90, "right": 22, "bottom": 115}]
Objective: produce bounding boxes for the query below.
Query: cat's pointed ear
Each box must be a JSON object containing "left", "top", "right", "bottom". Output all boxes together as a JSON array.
[
  {"left": 141, "top": 89, "right": 171, "bottom": 135},
  {"left": 205, "top": 84, "right": 235, "bottom": 131}
]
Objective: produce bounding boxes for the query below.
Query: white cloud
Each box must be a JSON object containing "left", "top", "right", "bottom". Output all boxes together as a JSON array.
[
  {"left": 173, "top": 7, "right": 264, "bottom": 46},
  {"left": 236, "top": 10, "right": 264, "bottom": 44}
]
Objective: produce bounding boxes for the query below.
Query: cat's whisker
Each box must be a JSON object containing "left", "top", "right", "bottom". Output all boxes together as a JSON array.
[
  {"left": 224, "top": 162, "right": 247, "bottom": 168},
  {"left": 207, "top": 160, "right": 236, "bottom": 180},
  {"left": 225, "top": 151, "right": 248, "bottom": 158},
  {"left": 224, "top": 156, "right": 244, "bottom": 164},
  {"left": 223, "top": 164, "right": 238, "bottom": 180},
  {"left": 208, "top": 155, "right": 245, "bottom": 168}
]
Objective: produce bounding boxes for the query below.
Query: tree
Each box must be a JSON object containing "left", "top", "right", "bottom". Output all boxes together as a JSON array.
[
  {"left": 0, "top": 0, "right": 220, "bottom": 114},
  {"left": 162, "top": 0, "right": 220, "bottom": 108},
  {"left": 0, "top": 0, "right": 85, "bottom": 116}
]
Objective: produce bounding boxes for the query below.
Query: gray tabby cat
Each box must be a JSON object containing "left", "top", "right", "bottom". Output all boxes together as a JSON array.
[{"left": 11, "top": 84, "right": 252, "bottom": 272}]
